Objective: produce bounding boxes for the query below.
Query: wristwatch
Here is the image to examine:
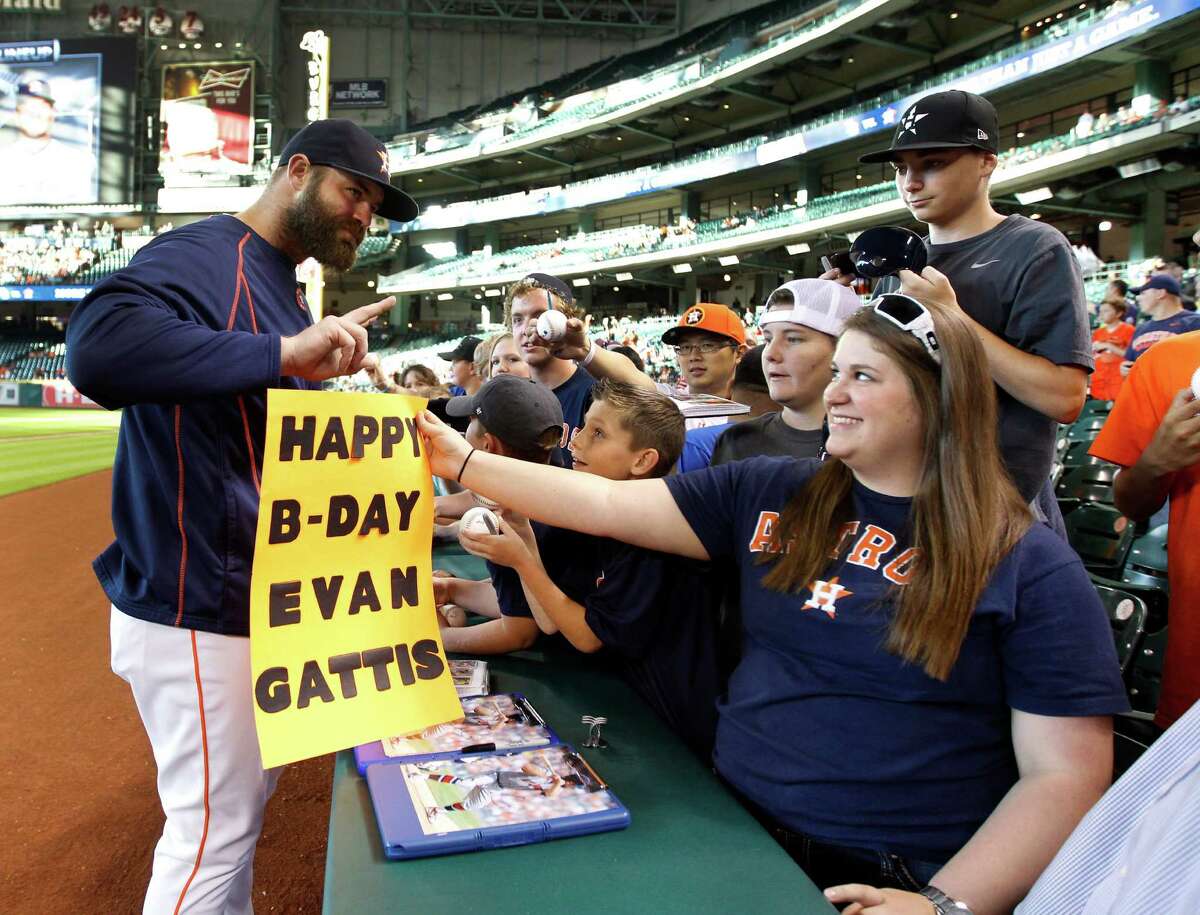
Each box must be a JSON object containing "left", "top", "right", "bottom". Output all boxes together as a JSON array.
[{"left": 919, "top": 885, "right": 975, "bottom": 915}]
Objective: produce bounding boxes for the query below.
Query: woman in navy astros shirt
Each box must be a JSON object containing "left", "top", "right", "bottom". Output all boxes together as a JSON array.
[{"left": 417, "top": 295, "right": 1128, "bottom": 915}]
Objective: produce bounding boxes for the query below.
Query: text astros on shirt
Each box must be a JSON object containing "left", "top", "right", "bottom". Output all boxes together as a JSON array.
[{"left": 746, "top": 512, "right": 918, "bottom": 619}]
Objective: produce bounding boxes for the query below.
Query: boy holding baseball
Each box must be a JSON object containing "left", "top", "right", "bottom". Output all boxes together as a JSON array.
[{"left": 460, "top": 380, "right": 721, "bottom": 756}]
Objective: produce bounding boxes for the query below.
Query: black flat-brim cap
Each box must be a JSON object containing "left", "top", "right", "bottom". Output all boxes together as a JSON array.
[
  {"left": 279, "top": 118, "right": 419, "bottom": 222},
  {"left": 446, "top": 374, "right": 564, "bottom": 452},
  {"left": 858, "top": 90, "right": 999, "bottom": 164}
]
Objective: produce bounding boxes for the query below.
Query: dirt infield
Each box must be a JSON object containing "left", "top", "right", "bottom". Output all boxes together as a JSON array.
[{"left": 0, "top": 470, "right": 331, "bottom": 914}]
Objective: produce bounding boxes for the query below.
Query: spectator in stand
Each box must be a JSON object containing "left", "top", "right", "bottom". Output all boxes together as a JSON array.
[
  {"left": 438, "top": 335, "right": 483, "bottom": 396},
  {"left": 852, "top": 89, "right": 1092, "bottom": 539},
  {"left": 1099, "top": 278, "right": 1136, "bottom": 325},
  {"left": 487, "top": 332, "right": 531, "bottom": 379},
  {"left": 400, "top": 363, "right": 439, "bottom": 393},
  {"left": 610, "top": 344, "right": 645, "bottom": 373},
  {"left": 1091, "top": 329, "right": 1200, "bottom": 732},
  {"left": 1155, "top": 261, "right": 1195, "bottom": 310},
  {"left": 657, "top": 304, "right": 748, "bottom": 425},
  {"left": 1121, "top": 275, "right": 1200, "bottom": 374},
  {"left": 713, "top": 280, "right": 862, "bottom": 466},
  {"left": 1090, "top": 300, "right": 1134, "bottom": 401}
]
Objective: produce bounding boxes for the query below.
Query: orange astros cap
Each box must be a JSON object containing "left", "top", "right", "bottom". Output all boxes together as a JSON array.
[{"left": 660, "top": 303, "right": 747, "bottom": 347}]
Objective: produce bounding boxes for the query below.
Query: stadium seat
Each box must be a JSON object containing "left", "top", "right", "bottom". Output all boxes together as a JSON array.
[
  {"left": 1063, "top": 503, "right": 1133, "bottom": 575},
  {"left": 1055, "top": 464, "right": 1118, "bottom": 505},
  {"left": 1078, "top": 399, "right": 1113, "bottom": 420},
  {"left": 1060, "top": 440, "right": 1114, "bottom": 470},
  {"left": 1127, "top": 626, "right": 1168, "bottom": 716},
  {"left": 1089, "top": 579, "right": 1148, "bottom": 674},
  {"left": 1121, "top": 523, "right": 1168, "bottom": 590}
]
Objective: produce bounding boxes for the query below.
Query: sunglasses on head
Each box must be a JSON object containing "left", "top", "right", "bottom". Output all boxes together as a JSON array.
[
  {"left": 850, "top": 226, "right": 928, "bottom": 279},
  {"left": 871, "top": 293, "right": 941, "bottom": 364}
]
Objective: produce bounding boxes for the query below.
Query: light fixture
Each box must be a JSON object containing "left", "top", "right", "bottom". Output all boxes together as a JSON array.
[
  {"left": 437, "top": 292, "right": 453, "bottom": 301},
  {"left": 1098, "top": 220, "right": 1113, "bottom": 231},
  {"left": 672, "top": 263, "right": 693, "bottom": 274},
  {"left": 485, "top": 288, "right": 502, "bottom": 297},
  {"left": 178, "top": 42, "right": 186, "bottom": 49},
  {"left": 1056, "top": 11, "right": 1063, "bottom": 18},
  {"left": 613, "top": 286, "right": 620, "bottom": 292},
  {"left": 682, "top": 116, "right": 690, "bottom": 122},
  {"left": 214, "top": 42, "right": 223, "bottom": 48},
  {"left": 615, "top": 272, "right": 633, "bottom": 281},
  {"left": 1017, "top": 131, "right": 1025, "bottom": 138},
  {"left": 949, "top": 10, "right": 959, "bottom": 18},
  {"left": 475, "top": 293, "right": 482, "bottom": 300},
  {"left": 193, "top": 42, "right": 201, "bottom": 49},
  {"left": 1030, "top": 213, "right": 1042, "bottom": 220},
  {"left": 616, "top": 136, "right": 622, "bottom": 141},
  {"left": 1036, "top": 19, "right": 1043, "bottom": 25},
  {"left": 722, "top": 103, "right": 730, "bottom": 110},
  {"left": 572, "top": 277, "right": 591, "bottom": 287},
  {"left": 785, "top": 243, "right": 811, "bottom": 255},
  {"left": 1117, "top": 157, "right": 1162, "bottom": 179},
  {"left": 1015, "top": 186, "right": 1053, "bottom": 205},
  {"left": 235, "top": 41, "right": 243, "bottom": 47},
  {"left": 408, "top": 322, "right": 413, "bottom": 328},
  {"left": 718, "top": 255, "right": 739, "bottom": 266},
  {"left": 847, "top": 57, "right": 854, "bottom": 64},
  {"left": 723, "top": 273, "right": 731, "bottom": 282},
  {"left": 516, "top": 159, "right": 522, "bottom": 164},
  {"left": 367, "top": 280, "right": 375, "bottom": 288},
  {"left": 731, "top": 201, "right": 737, "bottom": 207},
  {"left": 855, "top": 173, "right": 863, "bottom": 180},
  {"left": 422, "top": 242, "right": 458, "bottom": 259}
]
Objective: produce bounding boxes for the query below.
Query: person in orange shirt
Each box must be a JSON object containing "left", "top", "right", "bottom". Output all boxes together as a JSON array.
[
  {"left": 1090, "top": 329, "right": 1200, "bottom": 729},
  {"left": 1089, "top": 300, "right": 1134, "bottom": 401}
]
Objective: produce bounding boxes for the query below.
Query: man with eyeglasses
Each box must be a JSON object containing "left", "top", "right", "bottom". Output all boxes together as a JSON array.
[
  {"left": 845, "top": 89, "right": 1091, "bottom": 533},
  {"left": 654, "top": 304, "right": 748, "bottom": 422}
]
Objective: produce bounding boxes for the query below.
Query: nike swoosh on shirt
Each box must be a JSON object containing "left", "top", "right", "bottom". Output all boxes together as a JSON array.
[{"left": 971, "top": 259, "right": 1000, "bottom": 269}]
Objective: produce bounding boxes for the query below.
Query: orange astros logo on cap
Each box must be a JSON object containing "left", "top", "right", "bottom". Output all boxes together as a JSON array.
[{"left": 661, "top": 302, "right": 747, "bottom": 347}]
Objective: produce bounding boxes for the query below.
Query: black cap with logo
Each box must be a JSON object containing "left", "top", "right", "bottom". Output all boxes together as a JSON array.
[
  {"left": 446, "top": 374, "right": 564, "bottom": 452},
  {"left": 859, "top": 90, "right": 999, "bottom": 163},
  {"left": 278, "top": 118, "right": 419, "bottom": 222},
  {"left": 438, "top": 335, "right": 484, "bottom": 363}
]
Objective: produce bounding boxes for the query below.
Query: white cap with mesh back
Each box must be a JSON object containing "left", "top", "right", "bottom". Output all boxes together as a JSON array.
[{"left": 760, "top": 279, "right": 863, "bottom": 337}]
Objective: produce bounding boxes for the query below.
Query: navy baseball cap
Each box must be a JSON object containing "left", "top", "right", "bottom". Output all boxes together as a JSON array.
[
  {"left": 438, "top": 335, "right": 483, "bottom": 363},
  {"left": 18, "top": 73, "right": 53, "bottom": 103},
  {"left": 1131, "top": 274, "right": 1182, "bottom": 297},
  {"left": 446, "top": 374, "right": 564, "bottom": 451},
  {"left": 517, "top": 272, "right": 575, "bottom": 307},
  {"left": 859, "top": 90, "right": 999, "bottom": 163},
  {"left": 278, "top": 119, "right": 418, "bottom": 222}
]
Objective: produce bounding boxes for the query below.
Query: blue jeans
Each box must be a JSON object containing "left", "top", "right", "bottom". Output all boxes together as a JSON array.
[{"left": 766, "top": 825, "right": 942, "bottom": 897}]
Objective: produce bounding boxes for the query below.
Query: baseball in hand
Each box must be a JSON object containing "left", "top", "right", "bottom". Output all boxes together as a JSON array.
[
  {"left": 460, "top": 506, "right": 500, "bottom": 535},
  {"left": 537, "top": 309, "right": 568, "bottom": 342}
]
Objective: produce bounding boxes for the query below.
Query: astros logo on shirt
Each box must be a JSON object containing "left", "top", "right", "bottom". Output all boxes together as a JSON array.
[{"left": 803, "top": 577, "right": 853, "bottom": 619}]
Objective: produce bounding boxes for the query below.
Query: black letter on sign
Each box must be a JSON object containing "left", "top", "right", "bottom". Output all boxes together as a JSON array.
[
  {"left": 361, "top": 646, "right": 395, "bottom": 691},
  {"left": 269, "top": 580, "right": 302, "bottom": 627},
  {"left": 254, "top": 667, "right": 291, "bottom": 713},
  {"left": 412, "top": 639, "right": 446, "bottom": 681},
  {"left": 348, "top": 570, "right": 382, "bottom": 614},
  {"left": 393, "top": 491, "right": 420, "bottom": 532},
  {"left": 380, "top": 417, "right": 404, "bottom": 459},
  {"left": 315, "top": 416, "right": 350, "bottom": 461},
  {"left": 327, "top": 494, "right": 358, "bottom": 537},
  {"left": 351, "top": 415, "right": 379, "bottom": 459},
  {"left": 279, "top": 415, "right": 315, "bottom": 462},
  {"left": 391, "top": 565, "right": 419, "bottom": 609},
  {"left": 405, "top": 417, "right": 422, "bottom": 457},
  {"left": 313, "top": 575, "right": 344, "bottom": 620},
  {"left": 268, "top": 499, "right": 301, "bottom": 544},
  {"left": 296, "top": 659, "right": 336, "bottom": 709},
  {"left": 393, "top": 643, "right": 417, "bottom": 686},
  {"left": 327, "top": 652, "right": 363, "bottom": 699},
  {"left": 358, "top": 493, "right": 390, "bottom": 536}
]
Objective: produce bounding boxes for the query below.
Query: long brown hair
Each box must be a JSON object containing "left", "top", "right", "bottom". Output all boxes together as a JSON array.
[{"left": 761, "top": 299, "right": 1031, "bottom": 680}]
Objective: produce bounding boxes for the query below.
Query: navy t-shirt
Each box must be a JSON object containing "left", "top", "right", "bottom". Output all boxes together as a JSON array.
[
  {"left": 539, "top": 527, "right": 721, "bottom": 756},
  {"left": 1125, "top": 311, "right": 1200, "bottom": 362},
  {"left": 551, "top": 366, "right": 595, "bottom": 467},
  {"left": 665, "top": 457, "right": 1128, "bottom": 861}
]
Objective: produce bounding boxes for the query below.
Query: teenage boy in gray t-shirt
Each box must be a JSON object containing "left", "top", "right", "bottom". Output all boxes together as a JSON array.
[{"left": 842, "top": 90, "right": 1092, "bottom": 521}]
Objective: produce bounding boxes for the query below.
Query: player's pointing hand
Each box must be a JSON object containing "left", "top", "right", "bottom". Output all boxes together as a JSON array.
[{"left": 280, "top": 295, "right": 396, "bottom": 380}]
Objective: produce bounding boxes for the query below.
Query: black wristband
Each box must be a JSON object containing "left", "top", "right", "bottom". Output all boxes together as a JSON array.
[{"left": 456, "top": 448, "right": 476, "bottom": 483}]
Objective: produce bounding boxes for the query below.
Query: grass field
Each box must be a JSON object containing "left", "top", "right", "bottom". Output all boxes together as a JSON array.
[{"left": 0, "top": 407, "right": 120, "bottom": 497}]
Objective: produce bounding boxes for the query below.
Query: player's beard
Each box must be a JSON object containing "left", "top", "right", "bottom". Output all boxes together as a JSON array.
[{"left": 283, "top": 179, "right": 363, "bottom": 272}]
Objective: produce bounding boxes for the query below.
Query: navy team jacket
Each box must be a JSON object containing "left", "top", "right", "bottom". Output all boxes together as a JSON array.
[{"left": 67, "top": 216, "right": 319, "bottom": 636}]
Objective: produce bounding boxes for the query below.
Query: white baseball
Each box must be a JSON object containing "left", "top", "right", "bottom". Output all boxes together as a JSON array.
[
  {"left": 460, "top": 506, "right": 500, "bottom": 535},
  {"left": 537, "top": 309, "right": 568, "bottom": 342}
]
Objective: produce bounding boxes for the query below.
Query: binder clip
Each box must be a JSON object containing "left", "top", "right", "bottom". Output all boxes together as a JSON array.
[{"left": 581, "top": 715, "right": 608, "bottom": 749}]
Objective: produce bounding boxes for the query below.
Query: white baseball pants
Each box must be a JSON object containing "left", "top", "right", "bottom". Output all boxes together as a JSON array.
[{"left": 110, "top": 607, "right": 282, "bottom": 915}]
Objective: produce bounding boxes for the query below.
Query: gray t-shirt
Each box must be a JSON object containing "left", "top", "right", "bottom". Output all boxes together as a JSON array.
[
  {"left": 710, "top": 412, "right": 825, "bottom": 465},
  {"left": 876, "top": 215, "right": 1092, "bottom": 501}
]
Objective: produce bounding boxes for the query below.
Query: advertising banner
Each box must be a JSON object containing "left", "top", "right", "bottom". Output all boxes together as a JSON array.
[{"left": 160, "top": 61, "right": 255, "bottom": 180}]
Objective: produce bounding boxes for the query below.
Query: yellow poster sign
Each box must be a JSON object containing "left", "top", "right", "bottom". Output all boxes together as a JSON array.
[{"left": 249, "top": 389, "right": 460, "bottom": 768}]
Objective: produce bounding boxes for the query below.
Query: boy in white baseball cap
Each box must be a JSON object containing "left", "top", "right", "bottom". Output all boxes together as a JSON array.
[{"left": 710, "top": 279, "right": 862, "bottom": 464}]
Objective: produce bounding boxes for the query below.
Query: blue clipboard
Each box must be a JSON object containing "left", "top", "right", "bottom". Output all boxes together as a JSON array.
[
  {"left": 353, "top": 693, "right": 560, "bottom": 775},
  {"left": 366, "top": 744, "right": 630, "bottom": 860}
]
